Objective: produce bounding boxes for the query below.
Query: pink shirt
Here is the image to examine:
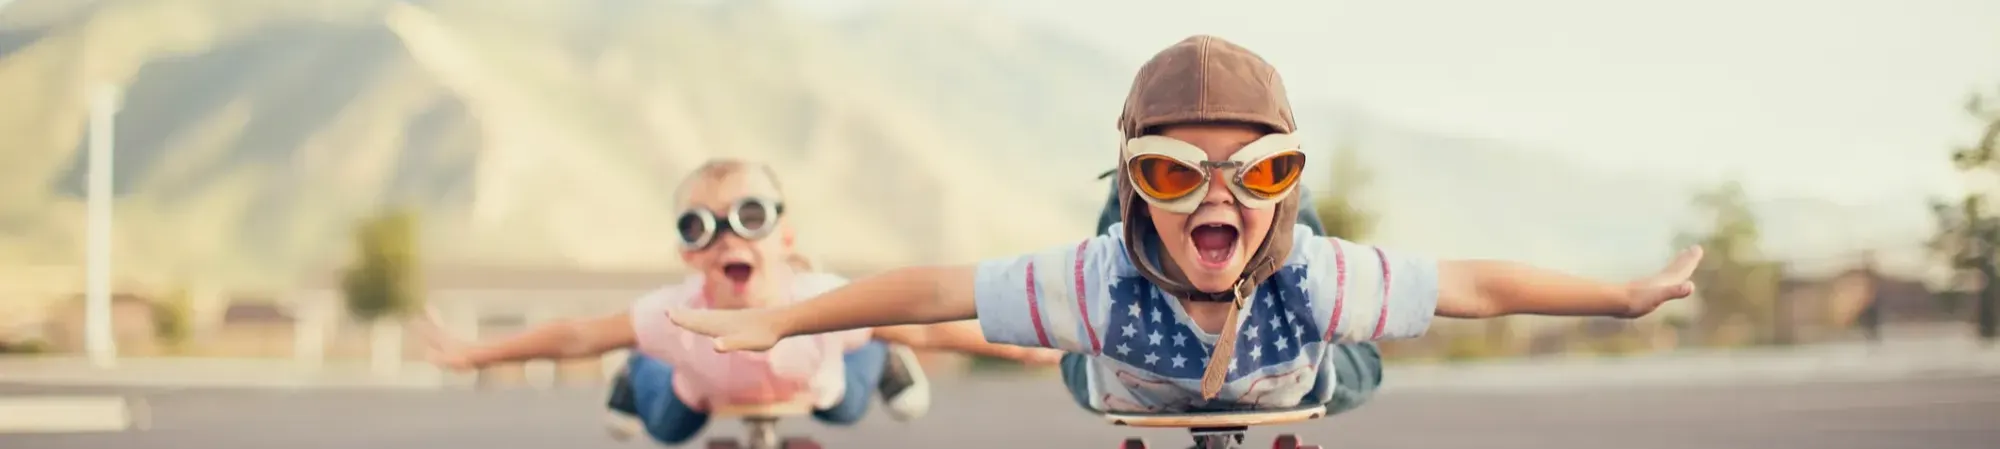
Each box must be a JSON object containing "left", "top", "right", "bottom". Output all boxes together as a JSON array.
[{"left": 630, "top": 272, "right": 869, "bottom": 411}]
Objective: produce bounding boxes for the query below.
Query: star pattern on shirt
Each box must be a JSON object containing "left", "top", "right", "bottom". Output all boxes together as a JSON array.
[{"left": 1102, "top": 266, "right": 1327, "bottom": 382}]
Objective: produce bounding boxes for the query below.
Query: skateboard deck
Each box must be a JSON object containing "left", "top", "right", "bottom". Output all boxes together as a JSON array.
[
  {"left": 1103, "top": 405, "right": 1328, "bottom": 449},
  {"left": 1102, "top": 405, "right": 1325, "bottom": 428}
]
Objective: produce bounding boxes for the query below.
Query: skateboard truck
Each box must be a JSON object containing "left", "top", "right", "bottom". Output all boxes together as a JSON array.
[
  {"left": 705, "top": 398, "right": 821, "bottom": 449},
  {"left": 1103, "top": 405, "right": 1327, "bottom": 449}
]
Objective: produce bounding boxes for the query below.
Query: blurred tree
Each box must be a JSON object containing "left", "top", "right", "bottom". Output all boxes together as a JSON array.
[
  {"left": 1313, "top": 140, "right": 1378, "bottom": 242},
  {"left": 150, "top": 288, "right": 194, "bottom": 353},
  {"left": 341, "top": 207, "right": 425, "bottom": 375},
  {"left": 342, "top": 208, "right": 423, "bottom": 320},
  {"left": 1679, "top": 179, "right": 1783, "bottom": 346},
  {"left": 1932, "top": 89, "right": 2000, "bottom": 343},
  {"left": 0, "top": 339, "right": 48, "bottom": 354},
  {"left": 1440, "top": 332, "right": 1497, "bottom": 362}
]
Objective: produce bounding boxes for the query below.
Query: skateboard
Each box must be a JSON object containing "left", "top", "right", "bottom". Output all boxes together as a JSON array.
[
  {"left": 703, "top": 399, "right": 822, "bottom": 449},
  {"left": 1103, "top": 405, "right": 1327, "bottom": 449}
]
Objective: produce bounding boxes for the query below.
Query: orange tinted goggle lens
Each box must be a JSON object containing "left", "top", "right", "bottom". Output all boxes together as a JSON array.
[
  {"left": 1240, "top": 151, "right": 1305, "bottom": 198},
  {"left": 1129, "top": 155, "right": 1205, "bottom": 200}
]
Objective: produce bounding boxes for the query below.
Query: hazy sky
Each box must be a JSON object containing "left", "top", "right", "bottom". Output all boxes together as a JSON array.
[{"left": 802, "top": 0, "right": 2000, "bottom": 205}]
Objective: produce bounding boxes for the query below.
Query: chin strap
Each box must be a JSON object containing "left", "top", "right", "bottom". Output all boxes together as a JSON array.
[{"left": 1196, "top": 277, "right": 1251, "bottom": 400}]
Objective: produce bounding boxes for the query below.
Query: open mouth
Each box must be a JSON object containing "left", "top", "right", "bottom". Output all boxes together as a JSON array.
[
  {"left": 1190, "top": 223, "right": 1240, "bottom": 268},
  {"left": 721, "top": 262, "right": 756, "bottom": 284}
]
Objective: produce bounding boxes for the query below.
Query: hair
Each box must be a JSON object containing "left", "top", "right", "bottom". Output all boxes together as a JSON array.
[
  {"left": 673, "top": 158, "right": 786, "bottom": 207},
  {"left": 673, "top": 157, "right": 816, "bottom": 271}
]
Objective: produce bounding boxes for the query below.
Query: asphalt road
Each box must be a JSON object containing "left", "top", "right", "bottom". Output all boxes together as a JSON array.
[{"left": 4, "top": 375, "right": 1998, "bottom": 449}]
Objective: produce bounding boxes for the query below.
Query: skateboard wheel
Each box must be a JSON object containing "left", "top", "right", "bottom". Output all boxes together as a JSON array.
[
  {"left": 1121, "top": 437, "right": 1148, "bottom": 449},
  {"left": 707, "top": 438, "right": 744, "bottom": 449},
  {"left": 780, "top": 437, "right": 822, "bottom": 449},
  {"left": 1272, "top": 434, "right": 1301, "bottom": 449}
]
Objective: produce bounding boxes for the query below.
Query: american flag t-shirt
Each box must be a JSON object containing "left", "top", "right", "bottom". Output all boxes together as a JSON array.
[{"left": 1092, "top": 265, "right": 1326, "bottom": 410}]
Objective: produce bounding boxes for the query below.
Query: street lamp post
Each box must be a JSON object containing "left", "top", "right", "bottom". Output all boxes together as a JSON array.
[{"left": 85, "top": 84, "right": 123, "bottom": 368}]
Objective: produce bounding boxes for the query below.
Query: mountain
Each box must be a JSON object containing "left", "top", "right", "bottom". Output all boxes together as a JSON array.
[
  {"left": 0, "top": 0, "right": 1122, "bottom": 291},
  {"left": 0, "top": 0, "right": 1939, "bottom": 298}
]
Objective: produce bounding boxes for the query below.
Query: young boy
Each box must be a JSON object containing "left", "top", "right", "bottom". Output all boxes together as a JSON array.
[
  {"left": 666, "top": 36, "right": 1704, "bottom": 414},
  {"left": 417, "top": 158, "right": 1060, "bottom": 445}
]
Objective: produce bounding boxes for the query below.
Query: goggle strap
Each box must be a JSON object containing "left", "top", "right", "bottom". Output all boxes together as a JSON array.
[{"left": 1196, "top": 281, "right": 1249, "bottom": 400}]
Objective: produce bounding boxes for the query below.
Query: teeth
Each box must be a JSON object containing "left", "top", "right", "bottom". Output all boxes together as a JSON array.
[{"left": 1200, "top": 248, "right": 1230, "bottom": 262}]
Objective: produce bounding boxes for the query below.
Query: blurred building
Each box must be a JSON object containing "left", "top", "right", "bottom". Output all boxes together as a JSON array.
[
  {"left": 1778, "top": 266, "right": 1950, "bottom": 340},
  {"left": 40, "top": 293, "right": 161, "bottom": 355}
]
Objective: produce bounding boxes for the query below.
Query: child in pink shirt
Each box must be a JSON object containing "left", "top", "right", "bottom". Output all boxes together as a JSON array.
[
  {"left": 626, "top": 270, "right": 872, "bottom": 417},
  {"left": 417, "top": 159, "right": 1058, "bottom": 445}
]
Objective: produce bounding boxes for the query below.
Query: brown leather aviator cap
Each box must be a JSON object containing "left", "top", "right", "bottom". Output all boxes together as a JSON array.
[
  {"left": 1114, "top": 34, "right": 1302, "bottom": 303},
  {"left": 1112, "top": 35, "right": 1304, "bottom": 400}
]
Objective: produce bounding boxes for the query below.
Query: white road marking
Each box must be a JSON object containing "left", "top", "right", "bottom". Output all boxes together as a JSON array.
[{"left": 0, "top": 396, "right": 136, "bottom": 433}]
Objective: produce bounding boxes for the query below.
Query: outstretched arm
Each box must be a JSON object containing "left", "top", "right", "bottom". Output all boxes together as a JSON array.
[
  {"left": 417, "top": 311, "right": 636, "bottom": 370},
  {"left": 1437, "top": 246, "right": 1703, "bottom": 319},
  {"left": 872, "top": 322, "right": 1064, "bottom": 364},
  {"left": 1302, "top": 231, "right": 1702, "bottom": 344},
  {"left": 673, "top": 266, "right": 977, "bottom": 352},
  {"left": 676, "top": 236, "right": 1122, "bottom": 354},
  {"left": 783, "top": 265, "right": 978, "bottom": 337}
]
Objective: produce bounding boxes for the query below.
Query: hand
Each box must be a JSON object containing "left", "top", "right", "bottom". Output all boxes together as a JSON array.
[
  {"left": 1620, "top": 245, "right": 1703, "bottom": 318},
  {"left": 410, "top": 307, "right": 479, "bottom": 372},
  {"left": 668, "top": 307, "right": 784, "bottom": 352}
]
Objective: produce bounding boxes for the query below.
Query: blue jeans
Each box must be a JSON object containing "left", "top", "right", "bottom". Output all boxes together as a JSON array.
[
  {"left": 623, "top": 342, "right": 888, "bottom": 445},
  {"left": 1058, "top": 342, "right": 1382, "bottom": 415}
]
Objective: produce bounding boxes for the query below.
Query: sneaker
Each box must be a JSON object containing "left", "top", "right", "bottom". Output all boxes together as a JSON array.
[
  {"left": 604, "top": 361, "right": 645, "bottom": 441},
  {"left": 876, "top": 343, "right": 931, "bottom": 421}
]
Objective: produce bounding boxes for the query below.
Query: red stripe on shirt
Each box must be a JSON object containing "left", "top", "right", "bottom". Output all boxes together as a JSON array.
[
  {"left": 1323, "top": 239, "right": 1348, "bottom": 342},
  {"left": 1024, "top": 260, "right": 1052, "bottom": 347},
  {"left": 1370, "top": 247, "right": 1392, "bottom": 340},
  {"left": 1073, "top": 241, "right": 1102, "bottom": 353}
]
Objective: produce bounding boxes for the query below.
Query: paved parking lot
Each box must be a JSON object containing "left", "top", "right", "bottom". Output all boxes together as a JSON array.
[{"left": 3, "top": 374, "right": 1997, "bottom": 449}]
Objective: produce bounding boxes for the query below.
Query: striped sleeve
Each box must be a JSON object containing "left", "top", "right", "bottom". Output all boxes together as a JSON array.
[
  {"left": 1300, "top": 237, "right": 1441, "bottom": 343},
  {"left": 970, "top": 234, "right": 1119, "bottom": 355}
]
